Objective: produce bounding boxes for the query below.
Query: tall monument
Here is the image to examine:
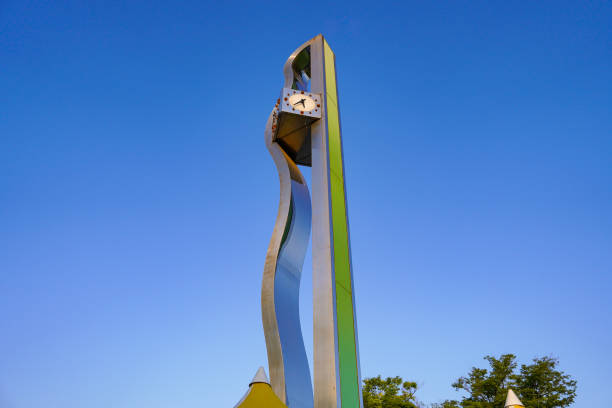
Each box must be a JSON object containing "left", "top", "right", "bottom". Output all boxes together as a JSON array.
[{"left": 239, "top": 34, "right": 362, "bottom": 408}]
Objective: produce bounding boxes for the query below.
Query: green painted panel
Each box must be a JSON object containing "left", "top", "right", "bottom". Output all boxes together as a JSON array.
[
  {"left": 329, "top": 173, "right": 350, "bottom": 291},
  {"left": 336, "top": 289, "right": 359, "bottom": 407},
  {"left": 324, "top": 39, "right": 360, "bottom": 408}
]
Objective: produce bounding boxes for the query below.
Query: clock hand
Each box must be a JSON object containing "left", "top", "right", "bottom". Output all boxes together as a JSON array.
[{"left": 293, "top": 99, "right": 307, "bottom": 108}]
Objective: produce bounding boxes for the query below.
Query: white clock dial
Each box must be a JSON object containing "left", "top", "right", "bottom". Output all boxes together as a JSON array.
[
  {"left": 279, "top": 88, "right": 321, "bottom": 119},
  {"left": 288, "top": 93, "right": 316, "bottom": 112}
]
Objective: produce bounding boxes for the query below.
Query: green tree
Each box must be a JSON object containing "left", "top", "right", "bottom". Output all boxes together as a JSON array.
[
  {"left": 362, "top": 375, "right": 421, "bottom": 408},
  {"left": 441, "top": 354, "right": 576, "bottom": 408},
  {"left": 431, "top": 401, "right": 461, "bottom": 408},
  {"left": 450, "top": 354, "right": 517, "bottom": 408},
  {"left": 514, "top": 356, "right": 577, "bottom": 408}
]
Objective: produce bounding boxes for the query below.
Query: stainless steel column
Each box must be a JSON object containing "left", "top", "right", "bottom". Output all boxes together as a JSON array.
[{"left": 308, "top": 35, "right": 343, "bottom": 408}]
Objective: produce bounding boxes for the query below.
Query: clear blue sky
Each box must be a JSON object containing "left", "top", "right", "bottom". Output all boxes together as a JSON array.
[{"left": 1, "top": 1, "right": 610, "bottom": 407}]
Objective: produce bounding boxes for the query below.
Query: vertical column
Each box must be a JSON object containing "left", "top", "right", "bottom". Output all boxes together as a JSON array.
[
  {"left": 323, "top": 38, "right": 362, "bottom": 408},
  {"left": 312, "top": 35, "right": 362, "bottom": 408},
  {"left": 310, "top": 35, "right": 339, "bottom": 408}
]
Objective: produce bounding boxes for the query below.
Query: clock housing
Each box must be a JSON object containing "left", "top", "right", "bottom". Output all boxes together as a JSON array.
[{"left": 272, "top": 88, "right": 323, "bottom": 166}]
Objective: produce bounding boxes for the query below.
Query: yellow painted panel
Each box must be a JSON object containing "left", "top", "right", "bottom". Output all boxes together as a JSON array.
[{"left": 234, "top": 383, "right": 288, "bottom": 408}]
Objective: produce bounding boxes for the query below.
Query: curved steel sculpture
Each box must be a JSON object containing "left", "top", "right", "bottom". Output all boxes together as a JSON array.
[
  {"left": 261, "top": 35, "right": 362, "bottom": 408},
  {"left": 262, "top": 39, "right": 315, "bottom": 408}
]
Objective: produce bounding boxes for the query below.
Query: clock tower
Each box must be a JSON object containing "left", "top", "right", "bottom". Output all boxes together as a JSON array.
[{"left": 260, "top": 34, "right": 362, "bottom": 408}]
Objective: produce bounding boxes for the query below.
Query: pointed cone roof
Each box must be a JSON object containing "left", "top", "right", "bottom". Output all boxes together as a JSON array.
[
  {"left": 505, "top": 389, "right": 524, "bottom": 407},
  {"left": 249, "top": 366, "right": 270, "bottom": 386},
  {"left": 234, "top": 367, "right": 287, "bottom": 408}
]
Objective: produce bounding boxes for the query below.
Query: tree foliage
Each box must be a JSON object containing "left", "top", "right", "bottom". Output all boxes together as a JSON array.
[
  {"left": 514, "top": 356, "right": 577, "bottom": 408},
  {"left": 440, "top": 354, "right": 576, "bottom": 408},
  {"left": 363, "top": 375, "right": 421, "bottom": 408},
  {"left": 364, "top": 354, "right": 576, "bottom": 408},
  {"left": 450, "top": 354, "right": 517, "bottom": 408}
]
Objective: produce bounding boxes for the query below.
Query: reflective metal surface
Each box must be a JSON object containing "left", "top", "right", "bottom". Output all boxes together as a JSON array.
[
  {"left": 306, "top": 36, "right": 343, "bottom": 408},
  {"left": 262, "top": 39, "right": 316, "bottom": 406},
  {"left": 262, "top": 35, "right": 362, "bottom": 408},
  {"left": 309, "top": 35, "right": 363, "bottom": 408}
]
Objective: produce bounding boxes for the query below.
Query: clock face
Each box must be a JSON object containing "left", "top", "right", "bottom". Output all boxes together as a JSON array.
[
  {"left": 279, "top": 88, "right": 321, "bottom": 119},
  {"left": 288, "top": 93, "right": 316, "bottom": 112}
]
